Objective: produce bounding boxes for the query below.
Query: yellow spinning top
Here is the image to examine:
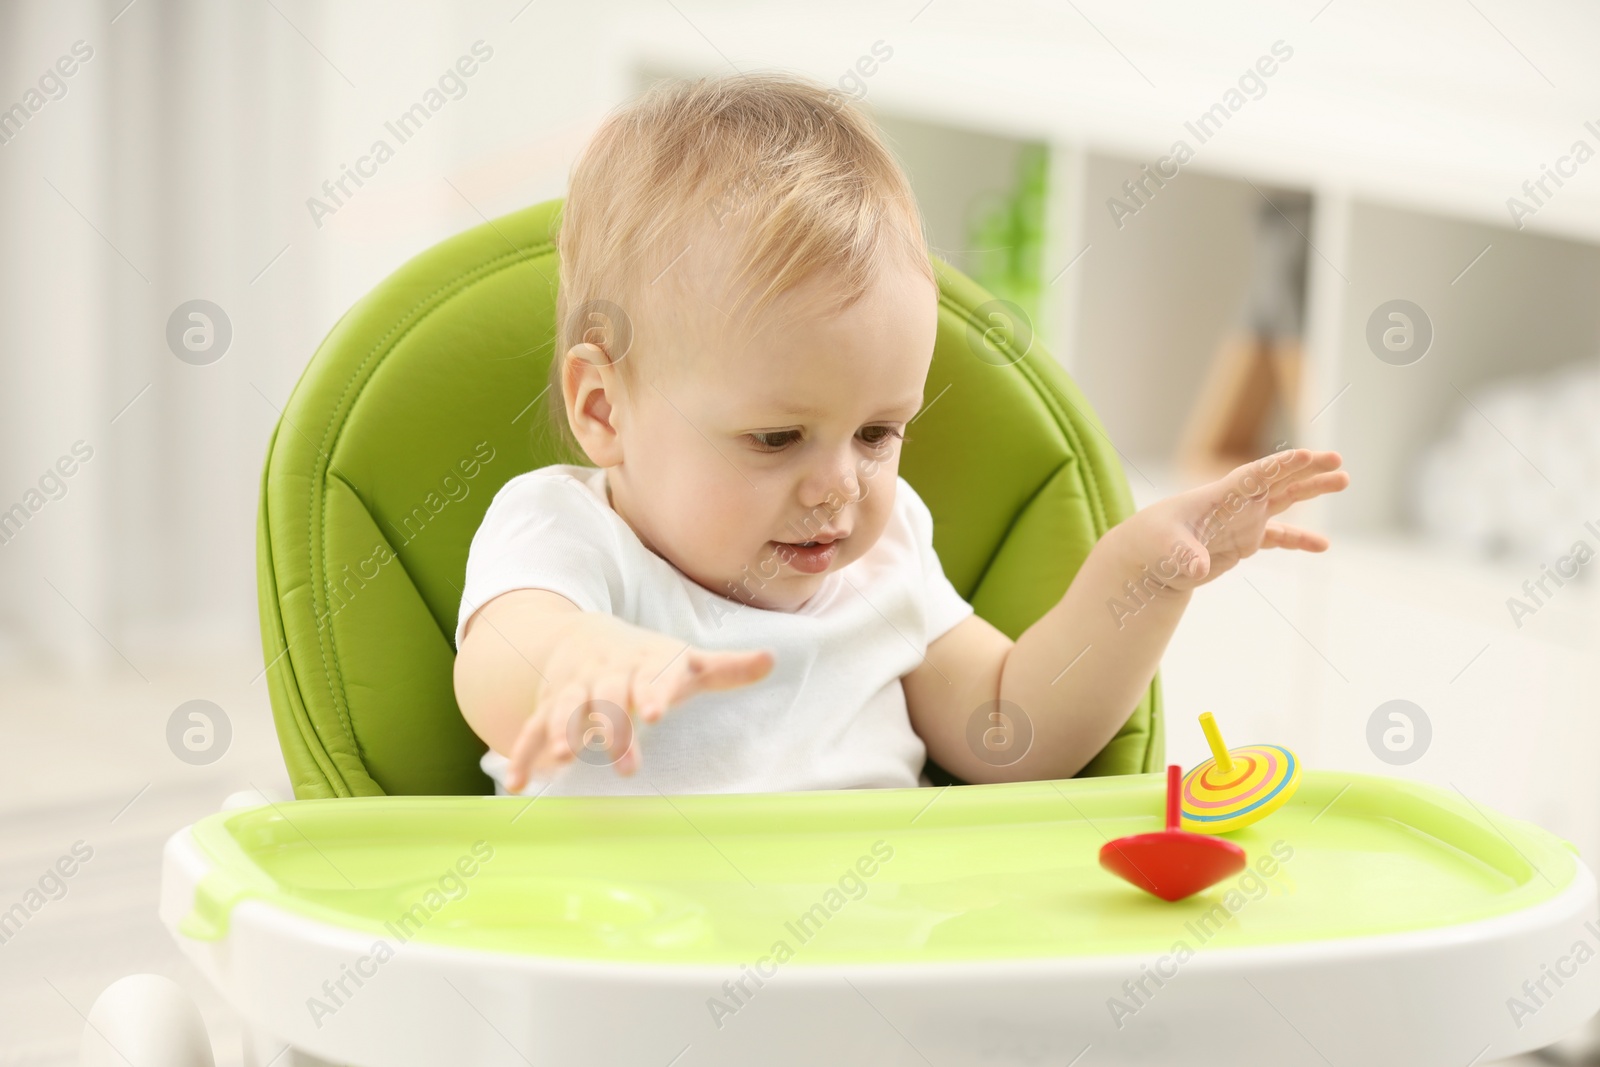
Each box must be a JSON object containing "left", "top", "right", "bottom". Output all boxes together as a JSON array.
[{"left": 1179, "top": 712, "right": 1300, "bottom": 834}]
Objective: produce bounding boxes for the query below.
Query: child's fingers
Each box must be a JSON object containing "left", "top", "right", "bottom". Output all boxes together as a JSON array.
[
  {"left": 1280, "top": 450, "right": 1343, "bottom": 484},
  {"left": 604, "top": 670, "right": 644, "bottom": 777},
  {"left": 506, "top": 693, "right": 554, "bottom": 783},
  {"left": 510, "top": 681, "right": 581, "bottom": 788},
  {"left": 1261, "top": 522, "right": 1330, "bottom": 551},
  {"left": 504, "top": 706, "right": 549, "bottom": 793},
  {"left": 635, "top": 670, "right": 679, "bottom": 735},
  {"left": 1267, "top": 469, "right": 1350, "bottom": 515},
  {"left": 589, "top": 670, "right": 632, "bottom": 727},
  {"left": 1237, "top": 448, "right": 1341, "bottom": 496},
  {"left": 585, "top": 670, "right": 639, "bottom": 768},
  {"left": 681, "top": 647, "right": 775, "bottom": 696},
  {"left": 514, "top": 648, "right": 775, "bottom": 784},
  {"left": 539, "top": 683, "right": 583, "bottom": 767},
  {"left": 1196, "top": 449, "right": 1308, "bottom": 523},
  {"left": 635, "top": 647, "right": 773, "bottom": 728},
  {"left": 633, "top": 647, "right": 689, "bottom": 724},
  {"left": 615, "top": 736, "right": 642, "bottom": 775},
  {"left": 627, "top": 661, "right": 660, "bottom": 724},
  {"left": 1226, "top": 447, "right": 1307, "bottom": 497}
]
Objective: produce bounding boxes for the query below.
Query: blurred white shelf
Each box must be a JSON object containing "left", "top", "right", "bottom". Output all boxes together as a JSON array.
[{"left": 623, "top": 0, "right": 1600, "bottom": 244}]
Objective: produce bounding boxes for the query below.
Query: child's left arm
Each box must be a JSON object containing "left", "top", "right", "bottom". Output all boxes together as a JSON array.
[{"left": 904, "top": 448, "right": 1349, "bottom": 784}]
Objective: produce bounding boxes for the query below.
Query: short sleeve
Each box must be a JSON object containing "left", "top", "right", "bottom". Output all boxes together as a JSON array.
[
  {"left": 453, "top": 471, "right": 623, "bottom": 650},
  {"left": 897, "top": 477, "right": 975, "bottom": 645}
]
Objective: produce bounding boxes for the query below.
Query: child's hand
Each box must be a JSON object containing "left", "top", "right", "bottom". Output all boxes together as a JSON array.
[
  {"left": 503, "top": 618, "right": 774, "bottom": 792},
  {"left": 1118, "top": 448, "right": 1349, "bottom": 592}
]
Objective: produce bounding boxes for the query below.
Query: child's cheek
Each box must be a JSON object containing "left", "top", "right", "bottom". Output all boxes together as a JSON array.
[{"left": 680, "top": 475, "right": 755, "bottom": 552}]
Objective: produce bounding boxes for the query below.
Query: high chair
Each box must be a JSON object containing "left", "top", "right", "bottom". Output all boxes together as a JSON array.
[{"left": 82, "top": 199, "right": 1600, "bottom": 1067}]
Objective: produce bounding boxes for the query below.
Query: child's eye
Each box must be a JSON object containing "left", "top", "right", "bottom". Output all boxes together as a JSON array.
[
  {"left": 859, "top": 425, "right": 905, "bottom": 448},
  {"left": 745, "top": 426, "right": 905, "bottom": 453},
  {"left": 747, "top": 429, "right": 801, "bottom": 451}
]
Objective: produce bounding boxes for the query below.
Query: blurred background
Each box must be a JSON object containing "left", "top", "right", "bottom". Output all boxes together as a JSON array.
[{"left": 2, "top": 0, "right": 1598, "bottom": 1063}]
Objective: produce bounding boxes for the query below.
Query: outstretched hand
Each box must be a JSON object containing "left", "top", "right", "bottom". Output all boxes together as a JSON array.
[
  {"left": 1120, "top": 448, "right": 1350, "bottom": 592},
  {"left": 504, "top": 627, "right": 774, "bottom": 792}
]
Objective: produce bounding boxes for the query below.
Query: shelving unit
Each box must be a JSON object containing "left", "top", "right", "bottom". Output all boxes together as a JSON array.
[{"left": 869, "top": 110, "right": 1600, "bottom": 538}]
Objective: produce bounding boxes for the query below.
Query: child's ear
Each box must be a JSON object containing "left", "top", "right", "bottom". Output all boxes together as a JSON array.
[{"left": 563, "top": 342, "right": 624, "bottom": 467}]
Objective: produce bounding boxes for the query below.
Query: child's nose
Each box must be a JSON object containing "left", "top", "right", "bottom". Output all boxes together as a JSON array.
[{"left": 799, "top": 450, "right": 865, "bottom": 509}]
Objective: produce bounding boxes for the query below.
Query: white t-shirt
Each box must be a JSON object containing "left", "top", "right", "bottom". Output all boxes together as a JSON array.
[{"left": 454, "top": 464, "right": 975, "bottom": 797}]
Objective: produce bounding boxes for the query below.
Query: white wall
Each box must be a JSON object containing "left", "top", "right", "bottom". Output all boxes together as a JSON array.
[{"left": 0, "top": 0, "right": 618, "bottom": 675}]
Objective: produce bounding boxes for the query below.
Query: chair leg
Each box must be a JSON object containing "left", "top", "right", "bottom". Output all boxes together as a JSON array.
[
  {"left": 1535, "top": 1009, "right": 1600, "bottom": 1064},
  {"left": 81, "top": 974, "right": 214, "bottom": 1067}
]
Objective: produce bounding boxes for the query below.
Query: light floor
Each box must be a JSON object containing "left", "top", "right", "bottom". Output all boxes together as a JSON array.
[
  {"left": 0, "top": 649, "right": 1564, "bottom": 1065},
  {"left": 1, "top": 650, "right": 292, "bottom": 1066}
]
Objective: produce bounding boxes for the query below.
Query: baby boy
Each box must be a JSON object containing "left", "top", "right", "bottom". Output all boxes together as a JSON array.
[{"left": 451, "top": 72, "right": 1348, "bottom": 797}]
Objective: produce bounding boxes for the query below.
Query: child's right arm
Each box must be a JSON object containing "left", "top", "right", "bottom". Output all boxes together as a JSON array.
[{"left": 453, "top": 588, "right": 775, "bottom": 791}]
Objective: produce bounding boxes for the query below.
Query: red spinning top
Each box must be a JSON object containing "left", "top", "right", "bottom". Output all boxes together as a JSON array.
[{"left": 1099, "top": 763, "right": 1247, "bottom": 901}]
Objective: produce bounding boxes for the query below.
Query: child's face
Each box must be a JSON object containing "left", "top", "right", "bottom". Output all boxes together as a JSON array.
[{"left": 598, "top": 256, "right": 937, "bottom": 613}]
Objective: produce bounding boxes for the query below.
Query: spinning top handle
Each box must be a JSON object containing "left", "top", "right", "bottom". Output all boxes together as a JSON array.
[
  {"left": 1166, "top": 763, "right": 1181, "bottom": 831},
  {"left": 1198, "top": 711, "right": 1235, "bottom": 775}
]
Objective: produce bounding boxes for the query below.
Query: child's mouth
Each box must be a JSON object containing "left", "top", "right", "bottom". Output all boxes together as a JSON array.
[{"left": 771, "top": 538, "right": 840, "bottom": 574}]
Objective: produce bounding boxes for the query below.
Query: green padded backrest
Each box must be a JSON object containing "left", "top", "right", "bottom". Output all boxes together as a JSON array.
[{"left": 257, "top": 198, "right": 1163, "bottom": 798}]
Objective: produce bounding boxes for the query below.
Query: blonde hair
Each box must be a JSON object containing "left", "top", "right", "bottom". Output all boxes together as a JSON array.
[{"left": 545, "top": 70, "right": 935, "bottom": 456}]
